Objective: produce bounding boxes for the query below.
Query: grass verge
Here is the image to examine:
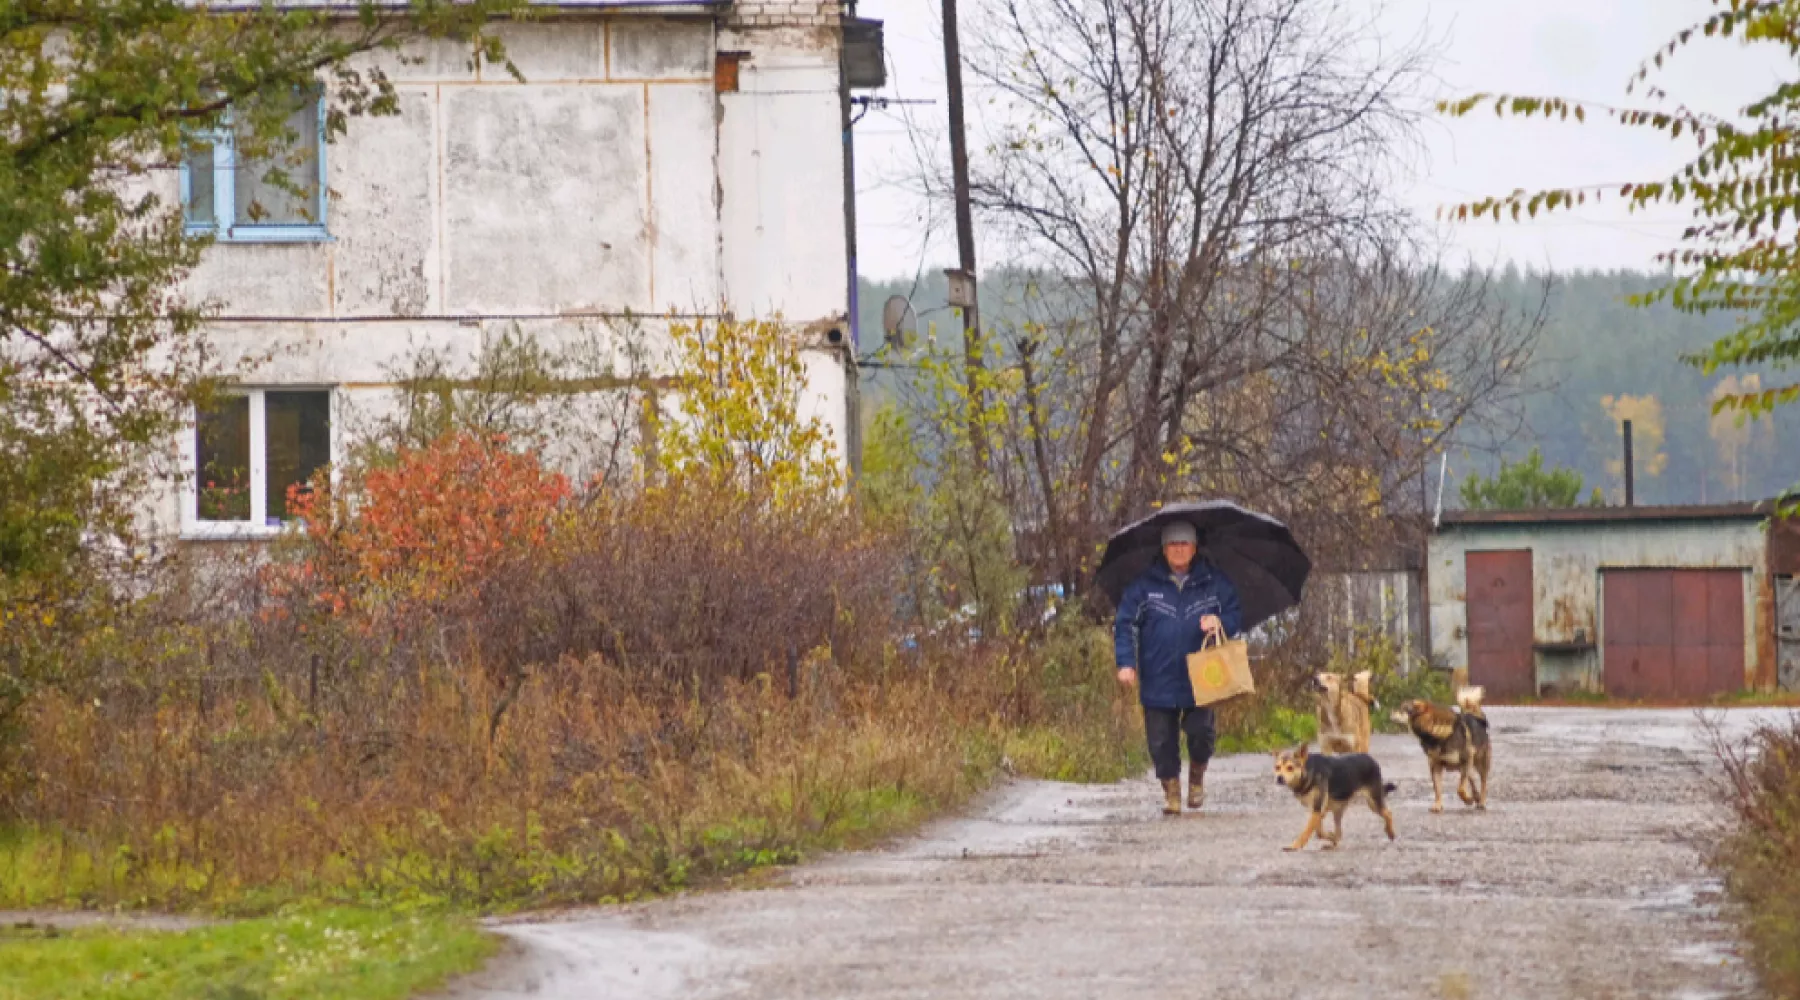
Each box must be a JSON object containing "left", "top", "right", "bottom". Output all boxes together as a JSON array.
[
  {"left": 0, "top": 908, "right": 492, "bottom": 1000},
  {"left": 1003, "top": 721, "right": 1147, "bottom": 783},
  {"left": 1215, "top": 700, "right": 1318, "bottom": 754},
  {"left": 0, "top": 695, "right": 1134, "bottom": 999}
]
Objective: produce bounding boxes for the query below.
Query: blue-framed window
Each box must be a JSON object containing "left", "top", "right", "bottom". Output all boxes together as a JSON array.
[{"left": 182, "top": 88, "right": 328, "bottom": 242}]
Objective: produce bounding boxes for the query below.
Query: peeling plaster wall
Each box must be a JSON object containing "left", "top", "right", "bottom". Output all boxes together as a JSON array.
[
  {"left": 1427, "top": 518, "right": 1774, "bottom": 692},
  {"left": 154, "top": 8, "right": 855, "bottom": 534},
  {"left": 715, "top": 11, "right": 851, "bottom": 461}
]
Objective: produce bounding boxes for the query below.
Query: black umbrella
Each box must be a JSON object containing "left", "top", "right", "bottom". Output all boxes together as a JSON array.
[{"left": 1094, "top": 500, "right": 1311, "bottom": 630}]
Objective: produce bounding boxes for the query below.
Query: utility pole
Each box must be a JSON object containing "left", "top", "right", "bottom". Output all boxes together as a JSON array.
[
  {"left": 941, "top": 0, "right": 986, "bottom": 461},
  {"left": 839, "top": 0, "right": 863, "bottom": 481},
  {"left": 1418, "top": 428, "right": 1431, "bottom": 673}
]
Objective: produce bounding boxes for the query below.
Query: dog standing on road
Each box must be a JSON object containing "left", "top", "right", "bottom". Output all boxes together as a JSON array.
[
  {"left": 1312, "top": 670, "right": 1376, "bottom": 754},
  {"left": 1272, "top": 743, "right": 1397, "bottom": 851},
  {"left": 1394, "top": 686, "right": 1491, "bottom": 812}
]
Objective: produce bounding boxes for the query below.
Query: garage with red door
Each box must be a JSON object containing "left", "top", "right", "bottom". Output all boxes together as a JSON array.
[
  {"left": 1602, "top": 568, "right": 1746, "bottom": 699},
  {"left": 1433, "top": 504, "right": 1776, "bottom": 701}
]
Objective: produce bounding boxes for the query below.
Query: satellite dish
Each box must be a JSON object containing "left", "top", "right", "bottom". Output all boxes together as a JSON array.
[{"left": 881, "top": 295, "right": 918, "bottom": 349}]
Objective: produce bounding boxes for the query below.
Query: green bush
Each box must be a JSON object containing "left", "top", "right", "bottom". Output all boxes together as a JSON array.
[
  {"left": 1216, "top": 703, "right": 1319, "bottom": 755},
  {"left": 1325, "top": 630, "right": 1452, "bottom": 733},
  {"left": 998, "top": 615, "right": 1146, "bottom": 783}
]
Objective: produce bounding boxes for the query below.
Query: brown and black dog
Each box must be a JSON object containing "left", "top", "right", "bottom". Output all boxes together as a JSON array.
[
  {"left": 1272, "top": 743, "right": 1397, "bottom": 851},
  {"left": 1393, "top": 686, "right": 1491, "bottom": 812}
]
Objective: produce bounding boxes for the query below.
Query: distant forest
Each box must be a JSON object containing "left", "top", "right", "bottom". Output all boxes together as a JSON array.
[{"left": 854, "top": 268, "right": 1798, "bottom": 508}]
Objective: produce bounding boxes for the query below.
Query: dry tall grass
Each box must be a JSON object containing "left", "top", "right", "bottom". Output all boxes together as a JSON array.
[
  {"left": 0, "top": 440, "right": 1137, "bottom": 911},
  {"left": 1713, "top": 713, "right": 1800, "bottom": 998},
  {"left": 11, "top": 650, "right": 1093, "bottom": 910}
]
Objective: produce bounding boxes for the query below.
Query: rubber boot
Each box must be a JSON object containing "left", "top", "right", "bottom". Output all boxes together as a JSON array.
[
  {"left": 1160, "top": 778, "right": 1182, "bottom": 815},
  {"left": 1187, "top": 761, "right": 1207, "bottom": 810}
]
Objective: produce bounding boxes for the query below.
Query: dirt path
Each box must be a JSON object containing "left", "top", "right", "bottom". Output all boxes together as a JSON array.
[{"left": 442, "top": 707, "right": 1781, "bottom": 1000}]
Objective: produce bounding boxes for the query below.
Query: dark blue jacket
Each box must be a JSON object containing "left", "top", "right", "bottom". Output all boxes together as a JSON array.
[{"left": 1113, "top": 558, "right": 1244, "bottom": 709}]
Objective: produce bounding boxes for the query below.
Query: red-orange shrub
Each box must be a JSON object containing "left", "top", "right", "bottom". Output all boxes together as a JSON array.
[{"left": 281, "top": 432, "right": 571, "bottom": 614}]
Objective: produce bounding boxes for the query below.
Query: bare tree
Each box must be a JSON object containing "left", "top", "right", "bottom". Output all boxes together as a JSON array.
[{"left": 932, "top": 0, "right": 1544, "bottom": 594}]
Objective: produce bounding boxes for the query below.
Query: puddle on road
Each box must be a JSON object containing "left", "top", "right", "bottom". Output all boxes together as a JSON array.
[
  {"left": 1493, "top": 707, "right": 1792, "bottom": 757},
  {"left": 831, "top": 780, "right": 1127, "bottom": 867},
  {"left": 1673, "top": 940, "right": 1739, "bottom": 966},
  {"left": 453, "top": 920, "right": 737, "bottom": 1000},
  {"left": 1626, "top": 880, "right": 1725, "bottom": 914},
  {"left": 1666, "top": 941, "right": 1744, "bottom": 1000}
]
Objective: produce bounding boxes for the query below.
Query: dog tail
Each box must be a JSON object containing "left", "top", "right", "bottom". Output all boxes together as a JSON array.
[{"left": 1456, "top": 685, "right": 1486, "bottom": 719}]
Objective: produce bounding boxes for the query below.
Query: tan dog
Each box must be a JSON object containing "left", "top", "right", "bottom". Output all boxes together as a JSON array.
[{"left": 1312, "top": 670, "right": 1375, "bottom": 754}]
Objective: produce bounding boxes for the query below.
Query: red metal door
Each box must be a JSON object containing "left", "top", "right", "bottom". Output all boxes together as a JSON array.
[
  {"left": 1605, "top": 568, "right": 1641, "bottom": 685},
  {"left": 1672, "top": 572, "right": 1712, "bottom": 699},
  {"left": 1466, "top": 550, "right": 1534, "bottom": 699},
  {"left": 1705, "top": 571, "right": 1746, "bottom": 694},
  {"left": 1604, "top": 569, "right": 1745, "bottom": 699}
]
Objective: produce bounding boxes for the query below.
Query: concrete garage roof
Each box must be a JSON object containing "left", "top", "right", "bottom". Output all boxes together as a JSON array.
[{"left": 1439, "top": 502, "right": 1773, "bottom": 527}]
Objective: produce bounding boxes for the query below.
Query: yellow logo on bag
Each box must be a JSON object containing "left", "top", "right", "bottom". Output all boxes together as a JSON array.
[{"left": 1186, "top": 638, "right": 1254, "bottom": 707}]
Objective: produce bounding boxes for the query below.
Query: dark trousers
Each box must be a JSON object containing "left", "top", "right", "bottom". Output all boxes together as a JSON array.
[{"left": 1144, "top": 706, "right": 1216, "bottom": 780}]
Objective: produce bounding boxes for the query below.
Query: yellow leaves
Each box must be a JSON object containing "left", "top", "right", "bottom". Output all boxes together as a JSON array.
[
  {"left": 658, "top": 315, "right": 843, "bottom": 507},
  {"left": 1354, "top": 468, "right": 1383, "bottom": 510},
  {"left": 1601, "top": 393, "right": 1670, "bottom": 479},
  {"left": 1708, "top": 374, "right": 1780, "bottom": 495}
]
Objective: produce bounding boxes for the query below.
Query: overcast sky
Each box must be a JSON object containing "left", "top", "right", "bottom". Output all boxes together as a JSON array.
[{"left": 850, "top": 0, "right": 1791, "bottom": 282}]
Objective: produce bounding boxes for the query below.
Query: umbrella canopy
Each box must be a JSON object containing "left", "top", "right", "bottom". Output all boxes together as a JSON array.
[{"left": 1095, "top": 501, "right": 1311, "bottom": 630}]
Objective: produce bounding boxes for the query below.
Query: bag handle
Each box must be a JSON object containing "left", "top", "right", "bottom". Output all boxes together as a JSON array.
[{"left": 1200, "top": 627, "right": 1227, "bottom": 650}]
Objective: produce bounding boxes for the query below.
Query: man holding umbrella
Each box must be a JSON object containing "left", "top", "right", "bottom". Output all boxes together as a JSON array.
[{"left": 1100, "top": 502, "right": 1311, "bottom": 816}]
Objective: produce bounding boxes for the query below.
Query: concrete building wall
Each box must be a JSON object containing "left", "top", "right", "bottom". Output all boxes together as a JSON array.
[
  {"left": 154, "top": 6, "right": 855, "bottom": 539},
  {"left": 1427, "top": 517, "right": 1773, "bottom": 694}
]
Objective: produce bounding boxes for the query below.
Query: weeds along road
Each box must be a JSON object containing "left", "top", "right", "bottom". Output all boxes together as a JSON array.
[{"left": 441, "top": 708, "right": 1778, "bottom": 1000}]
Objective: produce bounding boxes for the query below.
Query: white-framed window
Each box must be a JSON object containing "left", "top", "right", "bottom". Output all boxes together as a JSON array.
[
  {"left": 181, "top": 87, "right": 329, "bottom": 242},
  {"left": 180, "top": 389, "right": 334, "bottom": 538}
]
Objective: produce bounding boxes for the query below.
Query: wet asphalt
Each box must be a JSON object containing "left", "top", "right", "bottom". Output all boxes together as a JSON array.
[{"left": 440, "top": 707, "right": 1784, "bottom": 1000}]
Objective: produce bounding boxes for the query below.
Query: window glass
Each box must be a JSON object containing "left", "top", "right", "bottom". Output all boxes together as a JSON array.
[
  {"left": 264, "top": 391, "right": 331, "bottom": 522},
  {"left": 234, "top": 91, "right": 321, "bottom": 226},
  {"left": 184, "top": 140, "right": 215, "bottom": 228},
  {"left": 196, "top": 396, "right": 251, "bottom": 522}
]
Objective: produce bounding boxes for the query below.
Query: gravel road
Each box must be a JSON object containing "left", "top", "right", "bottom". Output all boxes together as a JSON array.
[{"left": 442, "top": 707, "right": 1782, "bottom": 1000}]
